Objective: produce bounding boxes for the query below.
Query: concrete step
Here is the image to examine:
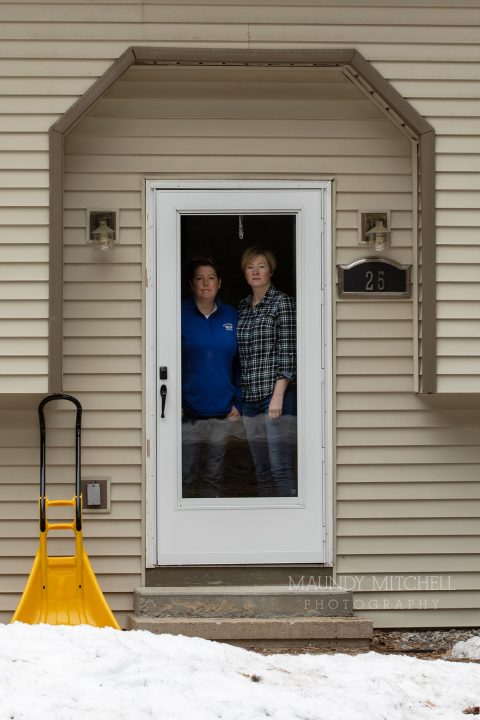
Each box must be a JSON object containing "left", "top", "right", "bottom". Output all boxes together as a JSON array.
[
  {"left": 126, "top": 615, "right": 373, "bottom": 649},
  {"left": 133, "top": 585, "right": 353, "bottom": 619}
]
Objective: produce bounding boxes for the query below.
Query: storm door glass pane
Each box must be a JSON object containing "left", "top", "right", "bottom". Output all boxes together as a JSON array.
[{"left": 180, "top": 214, "right": 297, "bottom": 498}]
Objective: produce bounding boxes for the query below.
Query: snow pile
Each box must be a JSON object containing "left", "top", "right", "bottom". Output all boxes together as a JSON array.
[
  {"left": 0, "top": 623, "right": 479, "bottom": 719},
  {"left": 452, "top": 636, "right": 480, "bottom": 660}
]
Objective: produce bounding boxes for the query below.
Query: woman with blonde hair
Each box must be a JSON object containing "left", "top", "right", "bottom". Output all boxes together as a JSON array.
[{"left": 237, "top": 246, "right": 296, "bottom": 497}]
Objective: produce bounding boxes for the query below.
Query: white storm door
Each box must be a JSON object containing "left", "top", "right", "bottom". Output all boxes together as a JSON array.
[{"left": 149, "top": 182, "right": 331, "bottom": 565}]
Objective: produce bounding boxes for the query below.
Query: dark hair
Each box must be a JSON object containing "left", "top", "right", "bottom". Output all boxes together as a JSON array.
[{"left": 187, "top": 256, "right": 222, "bottom": 282}]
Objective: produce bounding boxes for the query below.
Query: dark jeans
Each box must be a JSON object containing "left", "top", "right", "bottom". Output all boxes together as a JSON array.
[
  {"left": 242, "top": 387, "right": 297, "bottom": 497},
  {"left": 182, "top": 415, "right": 230, "bottom": 498}
]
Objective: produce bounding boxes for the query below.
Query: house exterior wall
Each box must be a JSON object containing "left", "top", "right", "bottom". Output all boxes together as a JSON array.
[{"left": 0, "top": 1, "right": 479, "bottom": 628}]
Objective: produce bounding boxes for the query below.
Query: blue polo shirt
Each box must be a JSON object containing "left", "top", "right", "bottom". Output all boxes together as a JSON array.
[{"left": 181, "top": 297, "right": 239, "bottom": 417}]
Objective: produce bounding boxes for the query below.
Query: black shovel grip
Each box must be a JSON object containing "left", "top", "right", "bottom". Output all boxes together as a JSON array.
[{"left": 38, "top": 394, "right": 82, "bottom": 533}]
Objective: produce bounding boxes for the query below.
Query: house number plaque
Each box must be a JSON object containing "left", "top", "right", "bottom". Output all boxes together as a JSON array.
[{"left": 337, "top": 257, "right": 411, "bottom": 298}]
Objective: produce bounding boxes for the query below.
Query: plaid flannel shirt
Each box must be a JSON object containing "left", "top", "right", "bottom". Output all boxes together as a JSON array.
[{"left": 237, "top": 286, "right": 296, "bottom": 402}]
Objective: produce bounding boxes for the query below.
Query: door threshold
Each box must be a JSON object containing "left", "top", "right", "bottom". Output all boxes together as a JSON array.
[{"left": 146, "top": 565, "right": 333, "bottom": 588}]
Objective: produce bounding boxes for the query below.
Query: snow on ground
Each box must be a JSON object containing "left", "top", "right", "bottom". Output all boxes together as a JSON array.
[
  {"left": 453, "top": 636, "right": 480, "bottom": 660},
  {"left": 0, "top": 624, "right": 479, "bottom": 720}
]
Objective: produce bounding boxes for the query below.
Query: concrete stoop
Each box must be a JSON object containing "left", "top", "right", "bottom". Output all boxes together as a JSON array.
[{"left": 126, "top": 586, "right": 373, "bottom": 649}]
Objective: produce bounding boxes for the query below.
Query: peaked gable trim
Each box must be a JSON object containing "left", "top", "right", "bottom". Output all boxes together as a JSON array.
[{"left": 49, "top": 47, "right": 436, "bottom": 393}]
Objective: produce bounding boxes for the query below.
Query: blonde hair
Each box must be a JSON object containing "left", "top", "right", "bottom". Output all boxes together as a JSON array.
[{"left": 240, "top": 246, "right": 277, "bottom": 274}]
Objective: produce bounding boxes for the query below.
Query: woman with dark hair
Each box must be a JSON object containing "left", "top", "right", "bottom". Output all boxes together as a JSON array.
[
  {"left": 237, "top": 246, "right": 297, "bottom": 497},
  {"left": 181, "top": 257, "right": 240, "bottom": 497}
]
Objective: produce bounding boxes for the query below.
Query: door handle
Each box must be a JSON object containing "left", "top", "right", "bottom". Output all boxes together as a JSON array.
[{"left": 160, "top": 384, "right": 167, "bottom": 418}]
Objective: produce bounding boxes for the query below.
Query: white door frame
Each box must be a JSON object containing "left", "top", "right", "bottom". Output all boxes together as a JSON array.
[{"left": 145, "top": 180, "right": 333, "bottom": 567}]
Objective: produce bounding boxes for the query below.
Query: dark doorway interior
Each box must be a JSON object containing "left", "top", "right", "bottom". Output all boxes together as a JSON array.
[{"left": 181, "top": 214, "right": 296, "bottom": 304}]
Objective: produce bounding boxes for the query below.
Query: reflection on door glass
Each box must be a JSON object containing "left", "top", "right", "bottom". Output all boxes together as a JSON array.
[{"left": 180, "top": 215, "right": 297, "bottom": 498}]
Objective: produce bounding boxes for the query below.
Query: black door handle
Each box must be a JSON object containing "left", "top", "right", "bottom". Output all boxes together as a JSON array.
[{"left": 160, "top": 384, "right": 167, "bottom": 418}]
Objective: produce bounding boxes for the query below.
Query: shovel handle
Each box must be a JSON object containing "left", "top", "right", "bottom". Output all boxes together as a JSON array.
[{"left": 38, "top": 394, "right": 82, "bottom": 533}]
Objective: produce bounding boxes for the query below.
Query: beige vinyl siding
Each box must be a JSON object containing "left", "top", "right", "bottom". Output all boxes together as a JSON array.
[
  {"left": 1, "top": 0, "right": 475, "bottom": 394},
  {"left": 336, "top": 390, "right": 480, "bottom": 627},
  {"left": 0, "top": 1, "right": 478, "bottom": 628},
  {"left": 387, "top": 67, "right": 480, "bottom": 393}
]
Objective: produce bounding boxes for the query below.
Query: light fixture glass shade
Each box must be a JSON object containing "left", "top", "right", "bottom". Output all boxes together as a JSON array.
[
  {"left": 91, "top": 218, "right": 115, "bottom": 251},
  {"left": 366, "top": 220, "right": 390, "bottom": 252}
]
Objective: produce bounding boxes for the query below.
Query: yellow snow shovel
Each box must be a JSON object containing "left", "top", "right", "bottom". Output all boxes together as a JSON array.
[{"left": 12, "top": 394, "right": 120, "bottom": 629}]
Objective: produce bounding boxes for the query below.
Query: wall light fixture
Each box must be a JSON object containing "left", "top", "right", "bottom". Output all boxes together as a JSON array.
[
  {"left": 86, "top": 210, "right": 118, "bottom": 251},
  {"left": 358, "top": 211, "right": 391, "bottom": 252}
]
